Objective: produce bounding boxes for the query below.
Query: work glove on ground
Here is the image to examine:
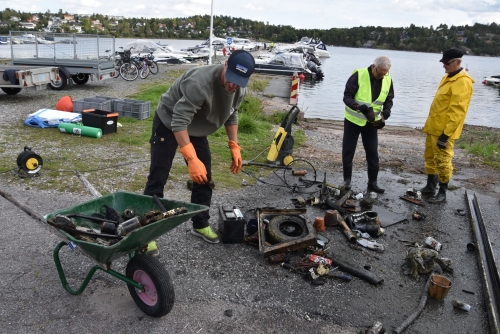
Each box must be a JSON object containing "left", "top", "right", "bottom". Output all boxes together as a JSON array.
[
  {"left": 437, "top": 134, "right": 449, "bottom": 150},
  {"left": 357, "top": 104, "right": 375, "bottom": 122},
  {"left": 228, "top": 140, "right": 242, "bottom": 174},
  {"left": 179, "top": 143, "right": 208, "bottom": 184},
  {"left": 382, "top": 109, "right": 391, "bottom": 120}
]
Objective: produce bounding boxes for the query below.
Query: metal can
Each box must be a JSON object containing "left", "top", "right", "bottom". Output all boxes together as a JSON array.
[
  {"left": 116, "top": 216, "right": 141, "bottom": 236},
  {"left": 453, "top": 299, "right": 471, "bottom": 311},
  {"left": 425, "top": 236, "right": 442, "bottom": 252}
]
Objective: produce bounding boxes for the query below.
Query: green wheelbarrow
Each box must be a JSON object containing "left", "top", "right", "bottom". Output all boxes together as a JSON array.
[{"left": 40, "top": 191, "right": 208, "bottom": 318}]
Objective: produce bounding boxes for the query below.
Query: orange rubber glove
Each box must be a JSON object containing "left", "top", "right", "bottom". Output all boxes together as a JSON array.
[
  {"left": 228, "top": 140, "right": 242, "bottom": 174},
  {"left": 179, "top": 143, "right": 208, "bottom": 184}
]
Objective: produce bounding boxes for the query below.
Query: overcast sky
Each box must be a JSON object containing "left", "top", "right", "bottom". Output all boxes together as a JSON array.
[{"left": 2, "top": 0, "right": 500, "bottom": 29}]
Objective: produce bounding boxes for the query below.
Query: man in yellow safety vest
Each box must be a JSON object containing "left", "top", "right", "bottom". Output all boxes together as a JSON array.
[{"left": 341, "top": 56, "right": 394, "bottom": 194}]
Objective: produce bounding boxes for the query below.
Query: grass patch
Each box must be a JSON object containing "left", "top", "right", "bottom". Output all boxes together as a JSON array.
[
  {"left": 456, "top": 128, "right": 500, "bottom": 169},
  {"left": 0, "top": 70, "right": 303, "bottom": 196}
]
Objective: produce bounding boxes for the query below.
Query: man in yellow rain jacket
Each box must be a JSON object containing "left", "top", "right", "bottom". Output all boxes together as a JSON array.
[{"left": 421, "top": 48, "right": 474, "bottom": 203}]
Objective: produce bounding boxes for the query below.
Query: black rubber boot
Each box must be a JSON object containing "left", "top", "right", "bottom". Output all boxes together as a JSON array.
[
  {"left": 421, "top": 174, "right": 438, "bottom": 194},
  {"left": 343, "top": 165, "right": 352, "bottom": 191},
  {"left": 367, "top": 168, "right": 385, "bottom": 194},
  {"left": 429, "top": 182, "right": 448, "bottom": 203}
]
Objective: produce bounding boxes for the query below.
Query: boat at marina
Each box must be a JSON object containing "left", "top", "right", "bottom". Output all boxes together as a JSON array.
[
  {"left": 125, "top": 39, "right": 193, "bottom": 64},
  {"left": 185, "top": 36, "right": 227, "bottom": 56},
  {"left": 296, "top": 37, "right": 331, "bottom": 58},
  {"left": 0, "top": 36, "right": 10, "bottom": 45},
  {"left": 483, "top": 76, "right": 500, "bottom": 86},
  {"left": 20, "top": 34, "right": 37, "bottom": 44},
  {"left": 254, "top": 52, "right": 315, "bottom": 78},
  {"left": 230, "top": 38, "right": 258, "bottom": 51}
]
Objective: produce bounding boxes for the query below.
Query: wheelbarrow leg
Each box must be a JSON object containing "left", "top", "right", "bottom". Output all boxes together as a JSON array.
[{"left": 53, "top": 241, "right": 143, "bottom": 295}]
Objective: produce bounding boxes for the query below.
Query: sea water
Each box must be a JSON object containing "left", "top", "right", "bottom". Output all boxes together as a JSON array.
[
  {"left": 1, "top": 38, "right": 498, "bottom": 128},
  {"left": 299, "top": 47, "right": 500, "bottom": 129}
]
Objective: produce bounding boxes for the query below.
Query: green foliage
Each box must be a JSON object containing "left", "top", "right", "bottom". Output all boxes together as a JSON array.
[
  {"left": 457, "top": 129, "right": 500, "bottom": 169},
  {"left": 248, "top": 77, "right": 269, "bottom": 92}
]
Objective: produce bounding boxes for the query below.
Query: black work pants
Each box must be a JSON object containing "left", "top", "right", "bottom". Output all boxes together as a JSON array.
[
  {"left": 144, "top": 114, "right": 212, "bottom": 229},
  {"left": 342, "top": 118, "right": 379, "bottom": 171}
]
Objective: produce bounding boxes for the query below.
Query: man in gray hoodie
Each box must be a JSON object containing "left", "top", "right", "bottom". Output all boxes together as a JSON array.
[{"left": 144, "top": 50, "right": 255, "bottom": 254}]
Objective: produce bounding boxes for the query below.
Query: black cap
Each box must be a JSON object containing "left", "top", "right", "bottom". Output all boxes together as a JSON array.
[
  {"left": 439, "top": 48, "right": 464, "bottom": 62},
  {"left": 225, "top": 50, "right": 255, "bottom": 88}
]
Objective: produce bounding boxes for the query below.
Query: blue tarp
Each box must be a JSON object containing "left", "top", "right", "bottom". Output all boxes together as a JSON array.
[{"left": 25, "top": 108, "right": 82, "bottom": 128}]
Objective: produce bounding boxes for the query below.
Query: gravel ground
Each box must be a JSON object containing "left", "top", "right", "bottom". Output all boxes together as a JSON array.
[{"left": 1, "top": 65, "right": 500, "bottom": 334}]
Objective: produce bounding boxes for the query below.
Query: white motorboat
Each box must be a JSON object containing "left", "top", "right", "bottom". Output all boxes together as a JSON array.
[
  {"left": 20, "top": 34, "right": 37, "bottom": 44},
  {"left": 230, "top": 38, "right": 258, "bottom": 51},
  {"left": 0, "top": 36, "right": 10, "bottom": 45},
  {"left": 483, "top": 76, "right": 500, "bottom": 86},
  {"left": 187, "top": 36, "right": 228, "bottom": 54},
  {"left": 157, "top": 43, "right": 206, "bottom": 62},
  {"left": 254, "top": 52, "right": 316, "bottom": 78},
  {"left": 296, "top": 37, "right": 331, "bottom": 58},
  {"left": 125, "top": 39, "right": 191, "bottom": 64}
]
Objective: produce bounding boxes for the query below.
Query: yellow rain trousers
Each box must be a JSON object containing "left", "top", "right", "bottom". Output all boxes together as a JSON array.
[{"left": 424, "top": 135, "right": 455, "bottom": 183}]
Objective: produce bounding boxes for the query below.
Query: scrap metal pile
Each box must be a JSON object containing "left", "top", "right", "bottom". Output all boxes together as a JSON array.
[{"left": 47, "top": 204, "right": 188, "bottom": 246}]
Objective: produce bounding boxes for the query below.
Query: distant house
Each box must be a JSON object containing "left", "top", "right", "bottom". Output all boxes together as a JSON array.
[
  {"left": 0, "top": 21, "right": 10, "bottom": 28},
  {"left": 10, "top": 16, "right": 20, "bottom": 22},
  {"left": 70, "top": 25, "right": 83, "bottom": 33},
  {"left": 31, "top": 15, "right": 39, "bottom": 22},
  {"left": 64, "top": 15, "right": 74, "bottom": 21},
  {"left": 19, "top": 22, "right": 36, "bottom": 29}
]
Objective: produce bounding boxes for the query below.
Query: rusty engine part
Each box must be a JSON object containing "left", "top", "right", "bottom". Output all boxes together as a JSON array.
[{"left": 323, "top": 209, "right": 358, "bottom": 242}]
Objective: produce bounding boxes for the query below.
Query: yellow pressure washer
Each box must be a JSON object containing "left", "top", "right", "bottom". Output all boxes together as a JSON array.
[{"left": 266, "top": 106, "right": 302, "bottom": 166}]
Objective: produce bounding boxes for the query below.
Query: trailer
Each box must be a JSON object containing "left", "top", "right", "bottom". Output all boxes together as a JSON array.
[
  {"left": 0, "top": 65, "right": 59, "bottom": 95},
  {"left": 9, "top": 31, "right": 117, "bottom": 91}
]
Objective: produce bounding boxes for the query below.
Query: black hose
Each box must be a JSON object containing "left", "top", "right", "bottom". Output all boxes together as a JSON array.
[
  {"left": 330, "top": 258, "right": 384, "bottom": 285},
  {"left": 393, "top": 275, "right": 431, "bottom": 334},
  {"left": 153, "top": 195, "right": 168, "bottom": 212}
]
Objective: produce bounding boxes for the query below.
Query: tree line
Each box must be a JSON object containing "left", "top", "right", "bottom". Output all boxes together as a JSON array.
[{"left": 1, "top": 8, "right": 500, "bottom": 56}]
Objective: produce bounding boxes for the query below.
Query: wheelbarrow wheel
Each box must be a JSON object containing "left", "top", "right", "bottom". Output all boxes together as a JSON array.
[{"left": 126, "top": 254, "right": 174, "bottom": 317}]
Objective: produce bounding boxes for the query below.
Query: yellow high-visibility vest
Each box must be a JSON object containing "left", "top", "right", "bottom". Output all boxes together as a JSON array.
[{"left": 344, "top": 68, "right": 392, "bottom": 126}]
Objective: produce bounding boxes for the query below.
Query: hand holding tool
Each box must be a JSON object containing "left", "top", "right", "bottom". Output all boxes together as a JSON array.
[
  {"left": 358, "top": 104, "right": 375, "bottom": 122},
  {"left": 179, "top": 143, "right": 208, "bottom": 184}
]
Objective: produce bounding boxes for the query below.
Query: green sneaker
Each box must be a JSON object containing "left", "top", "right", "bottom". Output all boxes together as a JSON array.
[
  {"left": 191, "top": 226, "right": 220, "bottom": 244},
  {"left": 146, "top": 241, "right": 159, "bottom": 257}
]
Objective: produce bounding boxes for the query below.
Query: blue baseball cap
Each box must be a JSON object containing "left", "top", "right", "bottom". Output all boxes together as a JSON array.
[{"left": 225, "top": 50, "right": 255, "bottom": 88}]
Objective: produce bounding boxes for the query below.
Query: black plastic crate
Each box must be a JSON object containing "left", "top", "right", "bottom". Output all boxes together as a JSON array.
[{"left": 82, "top": 109, "right": 118, "bottom": 134}]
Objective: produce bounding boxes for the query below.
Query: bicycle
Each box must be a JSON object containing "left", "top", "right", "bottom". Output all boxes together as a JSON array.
[
  {"left": 144, "top": 52, "right": 159, "bottom": 75},
  {"left": 118, "top": 48, "right": 138, "bottom": 81},
  {"left": 135, "top": 52, "right": 159, "bottom": 78},
  {"left": 137, "top": 55, "right": 150, "bottom": 79}
]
